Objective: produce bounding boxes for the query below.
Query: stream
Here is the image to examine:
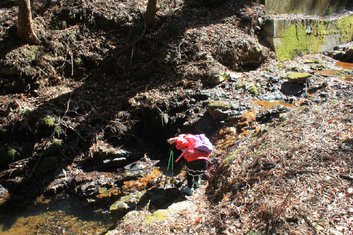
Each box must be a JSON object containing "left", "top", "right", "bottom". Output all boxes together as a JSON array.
[{"left": 0, "top": 193, "right": 113, "bottom": 234}]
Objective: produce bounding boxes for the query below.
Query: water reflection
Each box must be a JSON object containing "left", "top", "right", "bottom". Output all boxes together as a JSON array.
[{"left": 0, "top": 194, "right": 113, "bottom": 234}]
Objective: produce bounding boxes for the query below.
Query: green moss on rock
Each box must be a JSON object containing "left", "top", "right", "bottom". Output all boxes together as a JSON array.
[
  {"left": 24, "top": 46, "right": 39, "bottom": 64},
  {"left": 287, "top": 72, "right": 311, "bottom": 83},
  {"left": 208, "top": 100, "right": 233, "bottom": 110},
  {"left": 43, "top": 116, "right": 56, "bottom": 128},
  {"left": 109, "top": 191, "right": 145, "bottom": 212},
  {"left": 245, "top": 83, "right": 259, "bottom": 95},
  {"left": 265, "top": 14, "right": 353, "bottom": 60},
  {"left": 39, "top": 116, "right": 62, "bottom": 137},
  {"left": 265, "top": 0, "right": 348, "bottom": 16},
  {"left": 144, "top": 209, "right": 171, "bottom": 224}
]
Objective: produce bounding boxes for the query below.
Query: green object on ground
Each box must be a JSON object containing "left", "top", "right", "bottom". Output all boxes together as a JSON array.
[
  {"left": 167, "top": 150, "right": 174, "bottom": 174},
  {"left": 164, "top": 150, "right": 174, "bottom": 188},
  {"left": 287, "top": 72, "right": 311, "bottom": 83}
]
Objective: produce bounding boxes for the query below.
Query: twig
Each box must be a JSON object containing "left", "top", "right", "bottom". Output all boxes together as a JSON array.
[
  {"left": 62, "top": 98, "right": 71, "bottom": 117},
  {"left": 70, "top": 50, "right": 74, "bottom": 76},
  {"left": 128, "top": 20, "right": 147, "bottom": 72},
  {"left": 339, "top": 174, "right": 353, "bottom": 182},
  {"left": 285, "top": 169, "right": 321, "bottom": 177},
  {"left": 61, "top": 122, "right": 87, "bottom": 143},
  {"left": 267, "top": 186, "right": 294, "bottom": 233}
]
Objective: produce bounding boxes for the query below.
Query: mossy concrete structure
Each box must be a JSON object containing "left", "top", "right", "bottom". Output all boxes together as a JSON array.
[
  {"left": 264, "top": 0, "right": 353, "bottom": 60},
  {"left": 265, "top": 0, "right": 349, "bottom": 16}
]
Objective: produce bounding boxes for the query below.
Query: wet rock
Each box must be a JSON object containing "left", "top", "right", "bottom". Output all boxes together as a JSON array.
[
  {"left": 319, "top": 92, "right": 329, "bottom": 98},
  {"left": 340, "top": 138, "right": 353, "bottom": 151},
  {"left": 312, "top": 97, "right": 322, "bottom": 103},
  {"left": 110, "top": 190, "right": 145, "bottom": 214},
  {"left": 207, "top": 100, "right": 233, "bottom": 121},
  {"left": 326, "top": 43, "right": 353, "bottom": 62},
  {"left": 196, "top": 91, "right": 212, "bottom": 100},
  {"left": 45, "top": 175, "right": 70, "bottom": 195},
  {"left": 44, "top": 168, "right": 73, "bottom": 195},
  {"left": 281, "top": 82, "right": 306, "bottom": 96},
  {"left": 258, "top": 92, "right": 285, "bottom": 101},
  {"left": 194, "top": 113, "right": 218, "bottom": 134},
  {"left": 77, "top": 181, "right": 98, "bottom": 198},
  {"left": 206, "top": 65, "right": 229, "bottom": 85},
  {"left": 236, "top": 82, "right": 259, "bottom": 95},
  {"left": 122, "top": 156, "right": 160, "bottom": 180},
  {"left": 0, "top": 184, "right": 9, "bottom": 205},
  {"left": 109, "top": 200, "right": 196, "bottom": 230},
  {"left": 287, "top": 73, "right": 311, "bottom": 84},
  {"left": 256, "top": 106, "right": 290, "bottom": 123},
  {"left": 89, "top": 140, "right": 130, "bottom": 169},
  {"left": 72, "top": 171, "right": 122, "bottom": 204}
]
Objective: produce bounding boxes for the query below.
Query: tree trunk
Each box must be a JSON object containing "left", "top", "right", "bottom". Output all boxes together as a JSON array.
[
  {"left": 145, "top": 0, "right": 157, "bottom": 25},
  {"left": 17, "top": 0, "right": 40, "bottom": 45}
]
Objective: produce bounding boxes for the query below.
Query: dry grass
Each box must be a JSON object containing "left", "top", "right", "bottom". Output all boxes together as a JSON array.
[{"left": 207, "top": 97, "right": 353, "bottom": 234}]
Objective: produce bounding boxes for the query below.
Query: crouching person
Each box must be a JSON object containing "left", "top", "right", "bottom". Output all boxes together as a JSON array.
[{"left": 167, "top": 134, "right": 213, "bottom": 196}]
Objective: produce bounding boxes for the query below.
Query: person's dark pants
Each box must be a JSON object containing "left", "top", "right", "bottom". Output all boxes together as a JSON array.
[{"left": 185, "top": 160, "right": 208, "bottom": 188}]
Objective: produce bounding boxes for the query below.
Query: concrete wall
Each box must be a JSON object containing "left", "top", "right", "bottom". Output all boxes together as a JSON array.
[
  {"left": 264, "top": 14, "right": 353, "bottom": 60},
  {"left": 263, "top": 0, "right": 353, "bottom": 60},
  {"left": 265, "top": 0, "right": 348, "bottom": 16}
]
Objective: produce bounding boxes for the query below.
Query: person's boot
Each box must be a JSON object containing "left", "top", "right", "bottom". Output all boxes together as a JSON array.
[
  {"left": 182, "top": 187, "right": 194, "bottom": 196},
  {"left": 193, "top": 176, "right": 201, "bottom": 189}
]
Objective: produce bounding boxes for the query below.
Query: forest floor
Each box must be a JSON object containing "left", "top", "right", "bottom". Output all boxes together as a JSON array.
[{"left": 0, "top": 0, "right": 352, "bottom": 234}]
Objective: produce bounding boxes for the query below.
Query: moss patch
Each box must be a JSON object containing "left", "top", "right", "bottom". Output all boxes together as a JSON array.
[
  {"left": 208, "top": 100, "right": 233, "bottom": 110},
  {"left": 144, "top": 209, "right": 171, "bottom": 224},
  {"left": 266, "top": 14, "right": 353, "bottom": 60},
  {"left": 287, "top": 72, "right": 311, "bottom": 83}
]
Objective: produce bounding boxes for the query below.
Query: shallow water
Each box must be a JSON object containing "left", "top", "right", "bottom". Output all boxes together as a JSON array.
[
  {"left": 0, "top": 194, "right": 113, "bottom": 235},
  {"left": 336, "top": 61, "right": 353, "bottom": 70}
]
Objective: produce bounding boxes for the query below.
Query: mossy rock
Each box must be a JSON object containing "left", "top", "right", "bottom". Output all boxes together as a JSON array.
[
  {"left": 38, "top": 116, "right": 61, "bottom": 137},
  {"left": 43, "top": 116, "right": 56, "bottom": 128},
  {"left": 287, "top": 72, "right": 311, "bottom": 83},
  {"left": 236, "top": 82, "right": 259, "bottom": 95},
  {"left": 265, "top": 14, "right": 353, "bottom": 60},
  {"left": 207, "top": 71, "right": 229, "bottom": 85},
  {"left": 245, "top": 83, "right": 259, "bottom": 95},
  {"left": 144, "top": 209, "right": 171, "bottom": 224},
  {"left": 23, "top": 45, "right": 39, "bottom": 64},
  {"left": 208, "top": 100, "right": 233, "bottom": 110},
  {"left": 109, "top": 190, "right": 145, "bottom": 212}
]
